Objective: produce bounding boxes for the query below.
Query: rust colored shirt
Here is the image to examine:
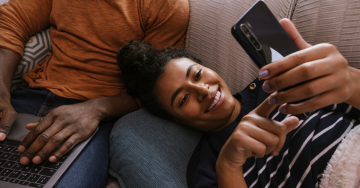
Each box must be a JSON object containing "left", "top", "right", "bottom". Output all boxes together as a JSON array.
[{"left": 0, "top": 0, "right": 189, "bottom": 100}]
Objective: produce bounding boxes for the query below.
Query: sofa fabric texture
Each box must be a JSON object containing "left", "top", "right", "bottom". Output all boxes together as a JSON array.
[{"left": 292, "top": 0, "right": 360, "bottom": 69}]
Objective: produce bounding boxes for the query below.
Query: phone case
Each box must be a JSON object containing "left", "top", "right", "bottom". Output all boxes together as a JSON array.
[{"left": 231, "top": 1, "right": 299, "bottom": 69}]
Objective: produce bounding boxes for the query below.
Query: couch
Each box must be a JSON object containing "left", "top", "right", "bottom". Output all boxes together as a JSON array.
[{"left": 12, "top": 0, "right": 360, "bottom": 187}]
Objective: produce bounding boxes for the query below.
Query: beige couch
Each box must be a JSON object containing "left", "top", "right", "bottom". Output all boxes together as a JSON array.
[{"left": 107, "top": 0, "right": 360, "bottom": 187}]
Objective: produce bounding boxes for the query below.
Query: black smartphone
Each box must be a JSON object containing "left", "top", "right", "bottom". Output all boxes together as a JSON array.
[
  {"left": 231, "top": 1, "right": 299, "bottom": 69},
  {"left": 231, "top": 1, "right": 313, "bottom": 108}
]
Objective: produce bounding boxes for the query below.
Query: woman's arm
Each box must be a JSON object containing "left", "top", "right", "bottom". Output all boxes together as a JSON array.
[
  {"left": 216, "top": 160, "right": 247, "bottom": 188},
  {"left": 215, "top": 97, "right": 299, "bottom": 187},
  {"left": 344, "top": 67, "right": 360, "bottom": 109}
]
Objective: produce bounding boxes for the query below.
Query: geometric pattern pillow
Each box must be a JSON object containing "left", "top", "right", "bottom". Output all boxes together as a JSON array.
[{"left": 11, "top": 27, "right": 52, "bottom": 91}]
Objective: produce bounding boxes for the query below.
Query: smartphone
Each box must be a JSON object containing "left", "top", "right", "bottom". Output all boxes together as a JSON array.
[
  {"left": 231, "top": 1, "right": 312, "bottom": 107},
  {"left": 231, "top": 1, "right": 299, "bottom": 69}
]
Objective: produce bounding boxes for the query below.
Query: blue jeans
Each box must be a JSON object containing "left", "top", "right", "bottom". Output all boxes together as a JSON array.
[{"left": 11, "top": 87, "right": 114, "bottom": 188}]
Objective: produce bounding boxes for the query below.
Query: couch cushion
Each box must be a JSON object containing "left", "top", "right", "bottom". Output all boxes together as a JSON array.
[
  {"left": 184, "top": 0, "right": 296, "bottom": 93},
  {"left": 11, "top": 27, "right": 52, "bottom": 90},
  {"left": 109, "top": 108, "right": 202, "bottom": 188},
  {"left": 291, "top": 0, "right": 360, "bottom": 68}
]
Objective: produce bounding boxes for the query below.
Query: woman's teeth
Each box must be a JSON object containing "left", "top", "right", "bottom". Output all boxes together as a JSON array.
[{"left": 207, "top": 91, "right": 221, "bottom": 111}]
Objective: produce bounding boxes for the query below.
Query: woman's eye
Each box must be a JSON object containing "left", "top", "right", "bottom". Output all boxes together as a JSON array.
[
  {"left": 180, "top": 94, "right": 189, "bottom": 107},
  {"left": 195, "top": 69, "right": 202, "bottom": 81}
]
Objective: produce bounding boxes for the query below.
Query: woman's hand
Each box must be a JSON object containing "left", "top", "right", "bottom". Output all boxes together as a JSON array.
[
  {"left": 18, "top": 100, "right": 102, "bottom": 165},
  {"left": 216, "top": 97, "right": 299, "bottom": 187},
  {"left": 259, "top": 19, "right": 360, "bottom": 114}
]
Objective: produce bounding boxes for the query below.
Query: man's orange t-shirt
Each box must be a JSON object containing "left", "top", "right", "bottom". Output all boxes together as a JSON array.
[{"left": 0, "top": 0, "right": 189, "bottom": 100}]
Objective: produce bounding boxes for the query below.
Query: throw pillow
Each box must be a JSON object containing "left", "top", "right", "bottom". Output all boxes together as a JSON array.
[{"left": 11, "top": 27, "right": 52, "bottom": 91}]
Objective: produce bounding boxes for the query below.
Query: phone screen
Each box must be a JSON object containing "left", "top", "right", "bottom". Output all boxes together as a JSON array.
[{"left": 231, "top": 1, "right": 299, "bottom": 69}]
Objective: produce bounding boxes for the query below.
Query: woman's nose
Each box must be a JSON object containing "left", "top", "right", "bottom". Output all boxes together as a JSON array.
[{"left": 191, "top": 83, "right": 209, "bottom": 101}]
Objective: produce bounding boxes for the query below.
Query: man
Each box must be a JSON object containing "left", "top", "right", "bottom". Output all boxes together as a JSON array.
[{"left": 0, "top": 0, "right": 189, "bottom": 187}]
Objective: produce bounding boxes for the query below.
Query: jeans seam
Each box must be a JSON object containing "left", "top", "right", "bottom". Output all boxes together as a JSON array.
[{"left": 37, "top": 105, "right": 47, "bottom": 116}]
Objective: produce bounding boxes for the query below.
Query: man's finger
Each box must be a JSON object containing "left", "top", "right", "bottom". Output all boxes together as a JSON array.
[
  {"left": 49, "top": 134, "right": 81, "bottom": 162},
  {"left": 32, "top": 127, "right": 72, "bottom": 164},
  {"left": 279, "top": 19, "right": 311, "bottom": 50},
  {"left": 18, "top": 116, "right": 52, "bottom": 153},
  {"left": 253, "top": 96, "right": 279, "bottom": 118},
  {"left": 0, "top": 111, "right": 17, "bottom": 141},
  {"left": 26, "top": 121, "right": 40, "bottom": 130}
]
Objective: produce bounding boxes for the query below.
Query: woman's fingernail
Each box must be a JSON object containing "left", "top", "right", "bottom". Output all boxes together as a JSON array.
[
  {"left": 280, "top": 108, "right": 287, "bottom": 113},
  {"left": 268, "top": 97, "right": 277, "bottom": 104},
  {"left": 259, "top": 70, "right": 269, "bottom": 78},
  {"left": 263, "top": 84, "right": 271, "bottom": 91},
  {"left": 275, "top": 152, "right": 279, "bottom": 156}
]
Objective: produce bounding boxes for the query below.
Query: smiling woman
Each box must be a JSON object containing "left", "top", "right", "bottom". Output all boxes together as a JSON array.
[{"left": 117, "top": 40, "right": 240, "bottom": 131}]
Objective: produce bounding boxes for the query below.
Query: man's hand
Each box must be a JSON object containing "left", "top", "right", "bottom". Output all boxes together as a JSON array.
[
  {"left": 0, "top": 97, "right": 17, "bottom": 141},
  {"left": 17, "top": 91, "right": 139, "bottom": 165},
  {"left": 18, "top": 101, "right": 101, "bottom": 165},
  {"left": 216, "top": 97, "right": 299, "bottom": 187},
  {"left": 259, "top": 19, "right": 360, "bottom": 114}
]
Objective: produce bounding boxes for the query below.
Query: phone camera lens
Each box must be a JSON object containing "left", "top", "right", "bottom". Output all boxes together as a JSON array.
[{"left": 249, "top": 36, "right": 256, "bottom": 43}]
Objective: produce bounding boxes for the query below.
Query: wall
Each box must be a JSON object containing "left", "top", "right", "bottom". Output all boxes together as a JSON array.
[{"left": 0, "top": 0, "right": 8, "bottom": 4}]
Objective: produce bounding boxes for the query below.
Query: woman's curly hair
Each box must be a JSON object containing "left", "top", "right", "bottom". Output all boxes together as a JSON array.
[{"left": 117, "top": 40, "right": 201, "bottom": 118}]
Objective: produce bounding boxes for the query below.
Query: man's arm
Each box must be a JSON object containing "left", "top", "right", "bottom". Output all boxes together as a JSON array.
[
  {"left": 87, "top": 92, "right": 140, "bottom": 121},
  {"left": 0, "top": 0, "right": 52, "bottom": 58},
  {"left": 140, "top": 0, "right": 189, "bottom": 49},
  {"left": 0, "top": 48, "right": 21, "bottom": 141},
  {"left": 0, "top": 0, "right": 53, "bottom": 141}
]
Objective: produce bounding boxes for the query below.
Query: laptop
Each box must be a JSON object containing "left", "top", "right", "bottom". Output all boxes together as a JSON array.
[{"left": 0, "top": 113, "right": 97, "bottom": 188}]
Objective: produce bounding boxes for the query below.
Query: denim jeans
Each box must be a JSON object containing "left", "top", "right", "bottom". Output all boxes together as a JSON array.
[{"left": 11, "top": 87, "right": 114, "bottom": 188}]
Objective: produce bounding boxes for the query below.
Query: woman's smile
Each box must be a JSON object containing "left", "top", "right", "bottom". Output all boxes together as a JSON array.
[
  {"left": 205, "top": 87, "right": 224, "bottom": 113},
  {"left": 155, "top": 57, "right": 241, "bottom": 131}
]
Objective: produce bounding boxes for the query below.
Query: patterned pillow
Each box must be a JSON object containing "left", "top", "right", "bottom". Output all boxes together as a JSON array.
[{"left": 11, "top": 27, "right": 52, "bottom": 91}]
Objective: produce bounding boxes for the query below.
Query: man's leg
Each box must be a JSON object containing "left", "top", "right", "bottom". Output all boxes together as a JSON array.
[
  {"left": 11, "top": 87, "right": 113, "bottom": 188},
  {"left": 54, "top": 121, "right": 113, "bottom": 188}
]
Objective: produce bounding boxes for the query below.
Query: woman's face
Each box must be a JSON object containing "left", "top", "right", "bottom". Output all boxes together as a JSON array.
[{"left": 155, "top": 58, "right": 240, "bottom": 131}]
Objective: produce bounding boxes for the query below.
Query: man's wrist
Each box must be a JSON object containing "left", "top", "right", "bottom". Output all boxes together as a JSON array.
[
  {"left": 0, "top": 86, "right": 11, "bottom": 103},
  {"left": 84, "top": 92, "right": 140, "bottom": 121},
  {"left": 84, "top": 98, "right": 108, "bottom": 120}
]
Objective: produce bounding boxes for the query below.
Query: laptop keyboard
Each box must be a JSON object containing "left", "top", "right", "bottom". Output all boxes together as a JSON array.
[{"left": 0, "top": 139, "right": 71, "bottom": 188}]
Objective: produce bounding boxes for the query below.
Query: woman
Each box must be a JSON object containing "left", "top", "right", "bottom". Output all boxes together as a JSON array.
[{"left": 117, "top": 19, "right": 360, "bottom": 188}]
